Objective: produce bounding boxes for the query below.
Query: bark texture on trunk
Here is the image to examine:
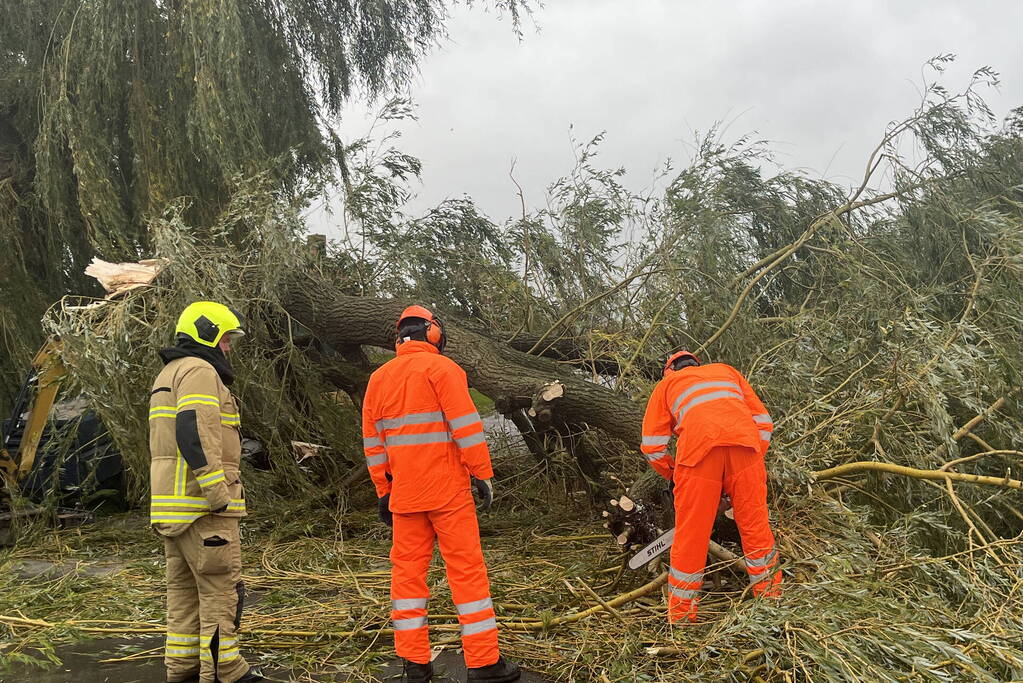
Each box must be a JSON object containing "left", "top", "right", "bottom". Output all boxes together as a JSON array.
[{"left": 282, "top": 280, "right": 646, "bottom": 447}]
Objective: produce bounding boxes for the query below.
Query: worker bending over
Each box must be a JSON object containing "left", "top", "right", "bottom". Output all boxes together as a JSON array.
[
  {"left": 149, "top": 302, "right": 263, "bottom": 682},
  {"left": 362, "top": 306, "right": 521, "bottom": 683},
  {"left": 641, "top": 351, "right": 782, "bottom": 623}
]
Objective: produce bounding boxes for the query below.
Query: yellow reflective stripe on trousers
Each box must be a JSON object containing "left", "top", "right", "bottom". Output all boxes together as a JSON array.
[
  {"left": 166, "top": 632, "right": 200, "bottom": 642},
  {"left": 200, "top": 637, "right": 239, "bottom": 662}
]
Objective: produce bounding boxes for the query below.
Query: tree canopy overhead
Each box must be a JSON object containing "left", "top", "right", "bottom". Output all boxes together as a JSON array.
[{"left": 0, "top": 0, "right": 528, "bottom": 406}]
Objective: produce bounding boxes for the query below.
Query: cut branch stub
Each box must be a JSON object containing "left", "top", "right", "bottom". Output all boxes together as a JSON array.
[{"left": 528, "top": 380, "right": 565, "bottom": 423}]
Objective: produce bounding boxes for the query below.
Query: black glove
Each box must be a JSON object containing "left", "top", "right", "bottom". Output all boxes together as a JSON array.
[
  {"left": 211, "top": 504, "right": 228, "bottom": 514},
  {"left": 472, "top": 478, "right": 493, "bottom": 512},
  {"left": 378, "top": 494, "right": 393, "bottom": 527}
]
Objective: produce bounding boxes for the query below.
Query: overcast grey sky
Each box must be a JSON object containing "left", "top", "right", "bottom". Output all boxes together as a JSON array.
[{"left": 311, "top": 0, "right": 1023, "bottom": 236}]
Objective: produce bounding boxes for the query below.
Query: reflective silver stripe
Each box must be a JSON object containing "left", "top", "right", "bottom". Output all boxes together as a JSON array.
[
  {"left": 456, "top": 597, "right": 493, "bottom": 615},
  {"left": 644, "top": 450, "right": 669, "bottom": 462},
  {"left": 745, "top": 548, "right": 777, "bottom": 568},
  {"left": 385, "top": 432, "right": 452, "bottom": 447},
  {"left": 392, "top": 598, "right": 428, "bottom": 611},
  {"left": 668, "top": 584, "right": 700, "bottom": 600},
  {"left": 392, "top": 616, "right": 428, "bottom": 631},
  {"left": 669, "top": 567, "right": 703, "bottom": 584},
  {"left": 151, "top": 497, "right": 210, "bottom": 507},
  {"left": 196, "top": 469, "right": 226, "bottom": 485},
  {"left": 671, "top": 381, "right": 743, "bottom": 415},
  {"left": 366, "top": 453, "right": 388, "bottom": 467},
  {"left": 642, "top": 435, "right": 671, "bottom": 447},
  {"left": 678, "top": 390, "right": 744, "bottom": 420},
  {"left": 749, "top": 571, "right": 773, "bottom": 585},
  {"left": 752, "top": 413, "right": 772, "bottom": 424},
  {"left": 363, "top": 436, "right": 384, "bottom": 449},
  {"left": 461, "top": 617, "right": 497, "bottom": 636},
  {"left": 166, "top": 647, "right": 200, "bottom": 656},
  {"left": 455, "top": 432, "right": 486, "bottom": 449},
  {"left": 759, "top": 430, "right": 772, "bottom": 442},
  {"left": 376, "top": 411, "right": 445, "bottom": 432},
  {"left": 149, "top": 515, "right": 205, "bottom": 523},
  {"left": 448, "top": 412, "right": 482, "bottom": 430},
  {"left": 197, "top": 474, "right": 226, "bottom": 489}
]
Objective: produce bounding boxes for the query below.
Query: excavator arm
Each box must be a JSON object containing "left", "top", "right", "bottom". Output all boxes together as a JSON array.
[{"left": 0, "top": 341, "right": 66, "bottom": 487}]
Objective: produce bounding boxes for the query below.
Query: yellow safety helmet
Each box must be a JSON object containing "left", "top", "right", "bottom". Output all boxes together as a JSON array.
[{"left": 175, "top": 301, "right": 245, "bottom": 347}]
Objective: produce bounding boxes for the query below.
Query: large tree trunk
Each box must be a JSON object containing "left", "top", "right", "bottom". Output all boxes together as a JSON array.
[
  {"left": 282, "top": 279, "right": 669, "bottom": 514},
  {"left": 282, "top": 279, "right": 646, "bottom": 447}
]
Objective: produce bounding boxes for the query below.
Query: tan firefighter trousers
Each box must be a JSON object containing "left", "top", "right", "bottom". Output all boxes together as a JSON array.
[{"left": 163, "top": 515, "right": 249, "bottom": 683}]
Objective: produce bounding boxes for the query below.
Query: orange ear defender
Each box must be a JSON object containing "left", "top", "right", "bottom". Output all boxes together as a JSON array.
[{"left": 425, "top": 316, "right": 444, "bottom": 347}]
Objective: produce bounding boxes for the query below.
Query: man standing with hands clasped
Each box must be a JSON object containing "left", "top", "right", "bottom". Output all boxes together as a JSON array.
[
  {"left": 149, "top": 301, "right": 264, "bottom": 683},
  {"left": 362, "top": 306, "right": 521, "bottom": 683}
]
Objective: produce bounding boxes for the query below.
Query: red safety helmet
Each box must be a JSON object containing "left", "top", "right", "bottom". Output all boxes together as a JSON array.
[
  {"left": 663, "top": 350, "right": 700, "bottom": 377},
  {"left": 396, "top": 305, "right": 446, "bottom": 352}
]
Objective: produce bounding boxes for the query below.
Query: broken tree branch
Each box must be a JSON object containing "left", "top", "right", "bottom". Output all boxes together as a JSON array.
[{"left": 813, "top": 462, "right": 1022, "bottom": 490}]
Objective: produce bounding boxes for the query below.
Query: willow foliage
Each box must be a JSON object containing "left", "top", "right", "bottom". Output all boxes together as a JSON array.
[{"left": 0, "top": 0, "right": 527, "bottom": 411}]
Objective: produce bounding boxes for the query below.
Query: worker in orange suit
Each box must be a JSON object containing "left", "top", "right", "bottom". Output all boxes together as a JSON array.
[
  {"left": 362, "top": 306, "right": 521, "bottom": 683},
  {"left": 640, "top": 350, "right": 782, "bottom": 624}
]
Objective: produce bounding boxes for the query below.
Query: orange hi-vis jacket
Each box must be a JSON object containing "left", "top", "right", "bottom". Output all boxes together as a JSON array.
[
  {"left": 362, "top": 340, "right": 494, "bottom": 513},
  {"left": 640, "top": 363, "right": 773, "bottom": 479}
]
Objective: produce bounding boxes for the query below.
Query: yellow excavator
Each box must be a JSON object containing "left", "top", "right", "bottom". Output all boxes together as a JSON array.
[
  {"left": 0, "top": 340, "right": 66, "bottom": 489},
  {"left": 0, "top": 340, "right": 104, "bottom": 544}
]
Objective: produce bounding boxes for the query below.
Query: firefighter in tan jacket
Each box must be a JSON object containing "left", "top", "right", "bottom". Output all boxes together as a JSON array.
[{"left": 149, "top": 302, "right": 263, "bottom": 683}]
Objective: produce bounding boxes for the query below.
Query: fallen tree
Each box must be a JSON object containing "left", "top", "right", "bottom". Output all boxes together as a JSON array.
[{"left": 25, "top": 67, "right": 1023, "bottom": 679}]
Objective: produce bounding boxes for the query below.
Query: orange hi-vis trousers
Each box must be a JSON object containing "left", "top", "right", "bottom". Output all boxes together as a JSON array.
[
  {"left": 390, "top": 493, "right": 500, "bottom": 668},
  {"left": 668, "top": 445, "right": 782, "bottom": 623}
]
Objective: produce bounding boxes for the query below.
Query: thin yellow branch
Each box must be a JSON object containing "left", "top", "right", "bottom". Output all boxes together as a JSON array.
[{"left": 813, "top": 461, "right": 1023, "bottom": 490}]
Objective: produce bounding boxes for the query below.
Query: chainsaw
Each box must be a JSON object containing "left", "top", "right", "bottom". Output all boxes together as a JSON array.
[{"left": 618, "top": 493, "right": 737, "bottom": 570}]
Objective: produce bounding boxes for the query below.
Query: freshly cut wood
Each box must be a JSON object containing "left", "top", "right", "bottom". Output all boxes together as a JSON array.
[
  {"left": 84, "top": 258, "right": 166, "bottom": 297},
  {"left": 540, "top": 381, "right": 565, "bottom": 402}
]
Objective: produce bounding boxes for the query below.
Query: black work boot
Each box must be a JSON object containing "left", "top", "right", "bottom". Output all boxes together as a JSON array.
[
  {"left": 467, "top": 656, "right": 521, "bottom": 682},
  {"left": 233, "top": 668, "right": 267, "bottom": 682},
  {"left": 402, "top": 658, "right": 434, "bottom": 682}
]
